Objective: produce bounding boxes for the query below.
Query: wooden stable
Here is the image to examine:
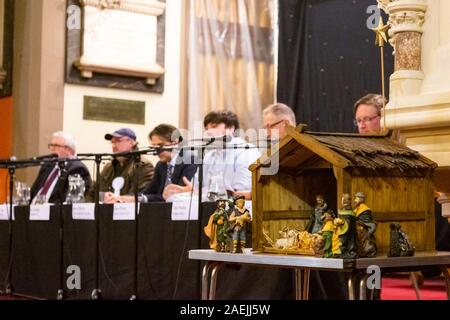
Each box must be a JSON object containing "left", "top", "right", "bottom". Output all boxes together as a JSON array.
[{"left": 250, "top": 125, "right": 437, "bottom": 255}]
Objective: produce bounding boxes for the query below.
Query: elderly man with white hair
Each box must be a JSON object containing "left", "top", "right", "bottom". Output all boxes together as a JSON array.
[{"left": 30, "top": 131, "right": 92, "bottom": 204}]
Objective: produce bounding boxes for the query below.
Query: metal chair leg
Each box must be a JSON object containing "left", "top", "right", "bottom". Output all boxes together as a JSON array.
[
  {"left": 294, "top": 268, "right": 302, "bottom": 300},
  {"left": 409, "top": 272, "right": 421, "bottom": 300},
  {"left": 348, "top": 273, "right": 357, "bottom": 300},
  {"left": 201, "top": 262, "right": 217, "bottom": 300},
  {"left": 441, "top": 267, "right": 450, "bottom": 300},
  {"left": 359, "top": 274, "right": 369, "bottom": 300},
  {"left": 209, "top": 263, "right": 223, "bottom": 300},
  {"left": 302, "top": 269, "right": 310, "bottom": 300}
]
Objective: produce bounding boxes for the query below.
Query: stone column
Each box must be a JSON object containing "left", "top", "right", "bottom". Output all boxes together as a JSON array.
[{"left": 378, "top": 0, "right": 427, "bottom": 97}]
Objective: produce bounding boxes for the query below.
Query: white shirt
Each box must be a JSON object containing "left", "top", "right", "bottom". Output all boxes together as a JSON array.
[{"left": 194, "top": 136, "right": 260, "bottom": 193}]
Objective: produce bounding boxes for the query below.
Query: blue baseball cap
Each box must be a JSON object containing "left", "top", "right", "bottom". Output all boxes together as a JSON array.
[{"left": 104, "top": 128, "right": 136, "bottom": 141}]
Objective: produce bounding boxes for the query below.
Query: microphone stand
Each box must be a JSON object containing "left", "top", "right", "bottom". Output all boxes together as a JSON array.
[
  {"left": 2, "top": 164, "right": 15, "bottom": 295},
  {"left": 77, "top": 153, "right": 111, "bottom": 300},
  {"left": 78, "top": 149, "right": 156, "bottom": 300},
  {"left": 56, "top": 158, "right": 68, "bottom": 300},
  {"left": 91, "top": 154, "right": 103, "bottom": 300},
  {"left": 130, "top": 152, "right": 141, "bottom": 300}
]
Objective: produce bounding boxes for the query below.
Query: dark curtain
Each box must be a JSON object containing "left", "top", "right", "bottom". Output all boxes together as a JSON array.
[{"left": 277, "top": 0, "right": 394, "bottom": 132}]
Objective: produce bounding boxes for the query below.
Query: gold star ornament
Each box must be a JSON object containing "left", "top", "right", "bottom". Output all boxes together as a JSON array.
[{"left": 372, "top": 17, "right": 390, "bottom": 47}]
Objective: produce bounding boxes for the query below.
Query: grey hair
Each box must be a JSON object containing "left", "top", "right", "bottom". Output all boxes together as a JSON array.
[
  {"left": 263, "top": 103, "right": 296, "bottom": 126},
  {"left": 53, "top": 131, "right": 77, "bottom": 153}
]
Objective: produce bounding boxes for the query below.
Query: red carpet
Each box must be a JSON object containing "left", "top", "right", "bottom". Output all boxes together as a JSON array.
[{"left": 381, "top": 276, "right": 447, "bottom": 300}]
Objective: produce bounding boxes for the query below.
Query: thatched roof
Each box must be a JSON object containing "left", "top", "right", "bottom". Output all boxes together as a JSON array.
[
  {"left": 251, "top": 126, "right": 437, "bottom": 172},
  {"left": 308, "top": 132, "right": 437, "bottom": 171}
]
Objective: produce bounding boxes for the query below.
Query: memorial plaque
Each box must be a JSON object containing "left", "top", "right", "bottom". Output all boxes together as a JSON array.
[
  {"left": 0, "top": 0, "right": 13, "bottom": 97},
  {"left": 65, "top": 0, "right": 166, "bottom": 93},
  {"left": 83, "top": 96, "right": 146, "bottom": 124}
]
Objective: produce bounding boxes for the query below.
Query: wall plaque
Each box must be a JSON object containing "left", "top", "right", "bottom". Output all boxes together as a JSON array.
[
  {"left": 0, "top": 0, "right": 13, "bottom": 97},
  {"left": 83, "top": 96, "right": 146, "bottom": 124},
  {"left": 66, "top": 0, "right": 166, "bottom": 93}
]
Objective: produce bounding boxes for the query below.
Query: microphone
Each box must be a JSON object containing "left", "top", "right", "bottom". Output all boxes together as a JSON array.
[
  {"left": 189, "top": 135, "right": 233, "bottom": 144},
  {"left": 32, "top": 153, "right": 58, "bottom": 160}
]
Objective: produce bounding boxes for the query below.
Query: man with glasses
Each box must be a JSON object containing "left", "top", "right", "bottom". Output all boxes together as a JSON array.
[
  {"left": 104, "top": 124, "right": 197, "bottom": 203},
  {"left": 88, "top": 128, "right": 154, "bottom": 201},
  {"left": 353, "top": 94, "right": 385, "bottom": 134},
  {"left": 262, "top": 103, "right": 297, "bottom": 140},
  {"left": 30, "top": 131, "right": 92, "bottom": 204}
]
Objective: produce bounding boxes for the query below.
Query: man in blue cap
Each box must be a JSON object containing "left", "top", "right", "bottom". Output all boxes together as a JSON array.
[{"left": 87, "top": 128, "right": 154, "bottom": 200}]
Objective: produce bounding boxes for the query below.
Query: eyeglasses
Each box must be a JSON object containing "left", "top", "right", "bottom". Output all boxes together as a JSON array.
[
  {"left": 48, "top": 143, "right": 68, "bottom": 149},
  {"left": 264, "top": 119, "right": 284, "bottom": 130},
  {"left": 353, "top": 115, "right": 380, "bottom": 126}
]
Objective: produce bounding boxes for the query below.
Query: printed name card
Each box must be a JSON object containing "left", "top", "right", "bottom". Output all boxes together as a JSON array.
[
  {"left": 29, "top": 204, "right": 51, "bottom": 221},
  {"left": 0, "top": 204, "right": 13, "bottom": 220},
  {"left": 72, "top": 203, "right": 96, "bottom": 220},
  {"left": 171, "top": 198, "right": 199, "bottom": 221},
  {"left": 113, "top": 203, "right": 139, "bottom": 221}
]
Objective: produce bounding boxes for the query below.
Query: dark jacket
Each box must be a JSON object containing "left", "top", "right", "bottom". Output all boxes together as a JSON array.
[
  {"left": 141, "top": 153, "right": 198, "bottom": 202},
  {"left": 30, "top": 159, "right": 92, "bottom": 204},
  {"left": 86, "top": 156, "right": 154, "bottom": 201}
]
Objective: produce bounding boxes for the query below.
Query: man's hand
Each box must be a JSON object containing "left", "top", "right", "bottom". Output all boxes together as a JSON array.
[
  {"left": 103, "top": 192, "right": 124, "bottom": 204},
  {"left": 232, "top": 190, "right": 252, "bottom": 200},
  {"left": 162, "top": 177, "right": 193, "bottom": 200}
]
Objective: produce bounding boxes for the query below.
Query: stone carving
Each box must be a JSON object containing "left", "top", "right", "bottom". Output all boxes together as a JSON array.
[{"left": 377, "top": 0, "right": 427, "bottom": 70}]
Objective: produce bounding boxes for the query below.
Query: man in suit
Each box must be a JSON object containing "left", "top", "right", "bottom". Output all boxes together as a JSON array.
[
  {"left": 104, "top": 124, "right": 197, "bottom": 203},
  {"left": 30, "top": 131, "right": 92, "bottom": 204}
]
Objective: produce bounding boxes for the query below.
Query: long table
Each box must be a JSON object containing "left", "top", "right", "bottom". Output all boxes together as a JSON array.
[{"left": 0, "top": 203, "right": 298, "bottom": 300}]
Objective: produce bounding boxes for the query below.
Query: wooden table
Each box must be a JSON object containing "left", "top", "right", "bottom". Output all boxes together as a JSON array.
[{"left": 189, "top": 249, "right": 450, "bottom": 300}]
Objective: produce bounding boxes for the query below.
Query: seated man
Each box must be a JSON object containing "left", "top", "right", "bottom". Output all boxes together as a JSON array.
[
  {"left": 88, "top": 128, "right": 154, "bottom": 201},
  {"left": 104, "top": 124, "right": 197, "bottom": 203},
  {"left": 262, "top": 102, "right": 297, "bottom": 140},
  {"left": 30, "top": 131, "right": 92, "bottom": 204},
  {"left": 353, "top": 93, "right": 386, "bottom": 134},
  {"left": 163, "top": 110, "right": 261, "bottom": 200}
]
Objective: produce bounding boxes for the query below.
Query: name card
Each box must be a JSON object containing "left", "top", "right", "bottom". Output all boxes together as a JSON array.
[
  {"left": 72, "top": 203, "right": 96, "bottom": 220},
  {"left": 0, "top": 204, "right": 14, "bottom": 220},
  {"left": 113, "top": 203, "right": 139, "bottom": 221},
  {"left": 171, "top": 197, "right": 199, "bottom": 221},
  {"left": 30, "top": 204, "right": 51, "bottom": 221}
]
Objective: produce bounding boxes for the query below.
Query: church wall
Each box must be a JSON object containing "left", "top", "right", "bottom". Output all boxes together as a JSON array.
[{"left": 63, "top": 0, "right": 183, "bottom": 165}]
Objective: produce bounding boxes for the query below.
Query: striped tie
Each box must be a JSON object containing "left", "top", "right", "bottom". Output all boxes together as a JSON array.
[
  {"left": 38, "top": 167, "right": 59, "bottom": 196},
  {"left": 165, "top": 164, "right": 174, "bottom": 186}
]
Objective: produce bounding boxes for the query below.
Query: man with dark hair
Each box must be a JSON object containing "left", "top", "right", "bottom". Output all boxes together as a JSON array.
[
  {"left": 353, "top": 93, "right": 386, "bottom": 135},
  {"left": 91, "top": 128, "right": 154, "bottom": 202},
  {"left": 203, "top": 110, "right": 240, "bottom": 132},
  {"left": 163, "top": 110, "right": 260, "bottom": 200},
  {"left": 104, "top": 124, "right": 197, "bottom": 203}
]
